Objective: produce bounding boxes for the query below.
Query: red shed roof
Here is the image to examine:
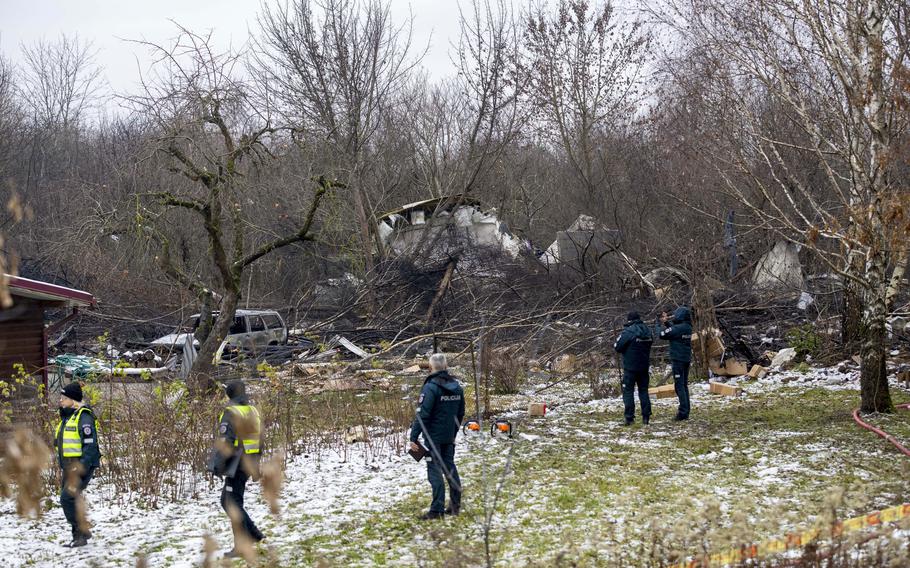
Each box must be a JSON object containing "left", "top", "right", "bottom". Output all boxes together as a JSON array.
[{"left": 4, "top": 274, "right": 96, "bottom": 307}]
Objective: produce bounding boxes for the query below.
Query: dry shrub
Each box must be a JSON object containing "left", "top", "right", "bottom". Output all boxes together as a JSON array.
[
  {"left": 490, "top": 350, "right": 524, "bottom": 395},
  {"left": 75, "top": 370, "right": 415, "bottom": 505},
  {"left": 588, "top": 369, "right": 620, "bottom": 400},
  {"left": 260, "top": 451, "right": 285, "bottom": 516},
  {"left": 99, "top": 380, "right": 219, "bottom": 505},
  {"left": 0, "top": 428, "right": 52, "bottom": 518},
  {"left": 201, "top": 533, "right": 218, "bottom": 568},
  {"left": 0, "top": 364, "right": 414, "bottom": 509}
]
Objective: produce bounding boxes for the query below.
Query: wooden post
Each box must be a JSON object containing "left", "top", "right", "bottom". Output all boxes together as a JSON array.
[
  {"left": 481, "top": 328, "right": 492, "bottom": 417},
  {"left": 471, "top": 340, "right": 482, "bottom": 425},
  {"left": 476, "top": 321, "right": 491, "bottom": 419}
]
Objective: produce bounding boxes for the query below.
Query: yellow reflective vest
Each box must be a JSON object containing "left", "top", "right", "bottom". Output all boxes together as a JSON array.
[
  {"left": 55, "top": 407, "right": 94, "bottom": 458},
  {"left": 219, "top": 404, "right": 261, "bottom": 455}
]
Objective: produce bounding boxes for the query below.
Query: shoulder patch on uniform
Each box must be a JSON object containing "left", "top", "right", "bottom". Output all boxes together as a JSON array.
[
  {"left": 82, "top": 425, "right": 92, "bottom": 435},
  {"left": 418, "top": 393, "right": 425, "bottom": 404},
  {"left": 219, "top": 423, "right": 228, "bottom": 434}
]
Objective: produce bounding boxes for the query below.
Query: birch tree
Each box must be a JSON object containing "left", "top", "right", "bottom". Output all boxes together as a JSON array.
[{"left": 661, "top": 0, "right": 909, "bottom": 412}]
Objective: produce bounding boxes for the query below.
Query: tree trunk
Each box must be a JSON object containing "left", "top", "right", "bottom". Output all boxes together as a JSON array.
[
  {"left": 841, "top": 252, "right": 865, "bottom": 351},
  {"left": 860, "top": 310, "right": 892, "bottom": 413},
  {"left": 859, "top": 259, "right": 893, "bottom": 414},
  {"left": 425, "top": 259, "right": 457, "bottom": 330},
  {"left": 190, "top": 289, "right": 240, "bottom": 394},
  {"left": 194, "top": 290, "right": 215, "bottom": 344},
  {"left": 691, "top": 282, "right": 718, "bottom": 381},
  {"left": 353, "top": 184, "right": 377, "bottom": 313}
]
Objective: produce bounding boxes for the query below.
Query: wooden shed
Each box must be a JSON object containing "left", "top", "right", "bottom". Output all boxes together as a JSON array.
[{"left": 0, "top": 274, "right": 95, "bottom": 389}]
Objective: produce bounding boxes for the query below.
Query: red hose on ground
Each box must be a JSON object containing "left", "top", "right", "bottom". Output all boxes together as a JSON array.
[{"left": 852, "top": 403, "right": 910, "bottom": 458}]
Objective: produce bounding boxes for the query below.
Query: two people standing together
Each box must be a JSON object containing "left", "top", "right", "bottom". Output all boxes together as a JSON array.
[{"left": 614, "top": 306, "right": 693, "bottom": 425}]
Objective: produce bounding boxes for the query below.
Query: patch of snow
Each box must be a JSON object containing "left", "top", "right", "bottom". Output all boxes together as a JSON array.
[{"left": 1, "top": 439, "right": 426, "bottom": 567}]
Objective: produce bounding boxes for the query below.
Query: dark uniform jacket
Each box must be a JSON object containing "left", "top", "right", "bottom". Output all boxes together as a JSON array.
[
  {"left": 56, "top": 405, "right": 101, "bottom": 471},
  {"left": 614, "top": 319, "right": 653, "bottom": 372},
  {"left": 410, "top": 371, "right": 466, "bottom": 446},
  {"left": 208, "top": 395, "right": 260, "bottom": 479},
  {"left": 659, "top": 307, "right": 693, "bottom": 363}
]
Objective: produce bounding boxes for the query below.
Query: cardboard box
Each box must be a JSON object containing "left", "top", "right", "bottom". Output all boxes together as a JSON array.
[
  {"left": 724, "top": 359, "right": 749, "bottom": 376},
  {"left": 705, "top": 336, "right": 726, "bottom": 358},
  {"left": 710, "top": 358, "right": 749, "bottom": 377},
  {"left": 692, "top": 331, "right": 725, "bottom": 359},
  {"left": 647, "top": 383, "right": 677, "bottom": 399},
  {"left": 528, "top": 402, "right": 547, "bottom": 416},
  {"left": 747, "top": 365, "right": 768, "bottom": 380},
  {"left": 709, "top": 381, "right": 742, "bottom": 397},
  {"left": 552, "top": 354, "right": 577, "bottom": 373}
]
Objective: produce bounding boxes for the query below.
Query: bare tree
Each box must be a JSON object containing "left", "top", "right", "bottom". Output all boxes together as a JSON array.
[
  {"left": 0, "top": 54, "right": 18, "bottom": 137},
  {"left": 254, "top": 0, "right": 421, "bottom": 309},
  {"left": 407, "top": 0, "right": 526, "bottom": 199},
  {"left": 17, "top": 34, "right": 102, "bottom": 129},
  {"left": 0, "top": 54, "right": 22, "bottom": 307},
  {"left": 395, "top": 0, "right": 528, "bottom": 266},
  {"left": 522, "top": 0, "right": 650, "bottom": 281},
  {"left": 124, "top": 26, "right": 334, "bottom": 391},
  {"left": 659, "top": 0, "right": 910, "bottom": 412}
]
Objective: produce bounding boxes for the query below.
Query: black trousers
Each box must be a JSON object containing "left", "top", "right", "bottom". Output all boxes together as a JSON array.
[
  {"left": 622, "top": 369, "right": 652, "bottom": 423},
  {"left": 427, "top": 443, "right": 461, "bottom": 514},
  {"left": 672, "top": 360, "right": 691, "bottom": 418},
  {"left": 61, "top": 466, "right": 95, "bottom": 536},
  {"left": 221, "top": 471, "right": 262, "bottom": 542}
]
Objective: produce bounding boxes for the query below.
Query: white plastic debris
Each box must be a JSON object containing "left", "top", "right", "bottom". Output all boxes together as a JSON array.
[
  {"left": 770, "top": 348, "right": 797, "bottom": 369},
  {"left": 797, "top": 292, "right": 814, "bottom": 311}
]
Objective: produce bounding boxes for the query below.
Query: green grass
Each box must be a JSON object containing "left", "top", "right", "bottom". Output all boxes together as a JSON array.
[{"left": 275, "top": 382, "right": 910, "bottom": 567}]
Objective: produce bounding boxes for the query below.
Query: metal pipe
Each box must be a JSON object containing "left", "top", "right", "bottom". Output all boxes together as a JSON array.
[{"left": 852, "top": 403, "right": 910, "bottom": 458}]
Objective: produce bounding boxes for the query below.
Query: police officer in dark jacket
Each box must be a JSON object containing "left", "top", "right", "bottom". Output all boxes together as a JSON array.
[
  {"left": 409, "top": 353, "right": 466, "bottom": 520},
  {"left": 54, "top": 382, "right": 101, "bottom": 548},
  {"left": 659, "top": 306, "right": 693, "bottom": 421},
  {"left": 614, "top": 312, "right": 653, "bottom": 425},
  {"left": 208, "top": 380, "right": 264, "bottom": 557}
]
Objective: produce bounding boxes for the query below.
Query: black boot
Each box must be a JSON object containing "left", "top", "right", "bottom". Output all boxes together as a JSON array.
[
  {"left": 64, "top": 532, "right": 88, "bottom": 548},
  {"left": 444, "top": 505, "right": 460, "bottom": 516},
  {"left": 419, "top": 511, "right": 444, "bottom": 520}
]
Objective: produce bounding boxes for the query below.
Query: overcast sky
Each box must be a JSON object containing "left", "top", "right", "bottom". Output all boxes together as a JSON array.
[{"left": 0, "top": 0, "right": 465, "bottom": 95}]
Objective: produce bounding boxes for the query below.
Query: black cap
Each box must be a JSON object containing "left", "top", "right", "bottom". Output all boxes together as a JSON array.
[
  {"left": 224, "top": 380, "right": 245, "bottom": 400},
  {"left": 61, "top": 382, "right": 83, "bottom": 402},
  {"left": 627, "top": 311, "right": 641, "bottom": 322}
]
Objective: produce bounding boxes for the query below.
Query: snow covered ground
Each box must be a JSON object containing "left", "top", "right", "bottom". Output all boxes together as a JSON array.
[
  {"left": 0, "top": 444, "right": 426, "bottom": 567},
  {"left": 2, "top": 364, "right": 908, "bottom": 567}
]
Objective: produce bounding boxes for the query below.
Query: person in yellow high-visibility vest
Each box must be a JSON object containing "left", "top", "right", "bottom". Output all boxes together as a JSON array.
[
  {"left": 54, "top": 382, "right": 101, "bottom": 548},
  {"left": 207, "top": 380, "right": 264, "bottom": 558}
]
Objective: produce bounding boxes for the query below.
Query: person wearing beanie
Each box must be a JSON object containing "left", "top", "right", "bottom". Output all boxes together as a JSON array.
[
  {"left": 614, "top": 311, "right": 654, "bottom": 426},
  {"left": 207, "top": 379, "right": 264, "bottom": 557},
  {"left": 659, "top": 306, "right": 694, "bottom": 421},
  {"left": 54, "top": 382, "right": 101, "bottom": 547}
]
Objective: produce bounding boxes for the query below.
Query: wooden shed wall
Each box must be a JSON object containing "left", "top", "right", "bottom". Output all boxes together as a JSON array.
[{"left": 0, "top": 297, "right": 44, "bottom": 379}]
